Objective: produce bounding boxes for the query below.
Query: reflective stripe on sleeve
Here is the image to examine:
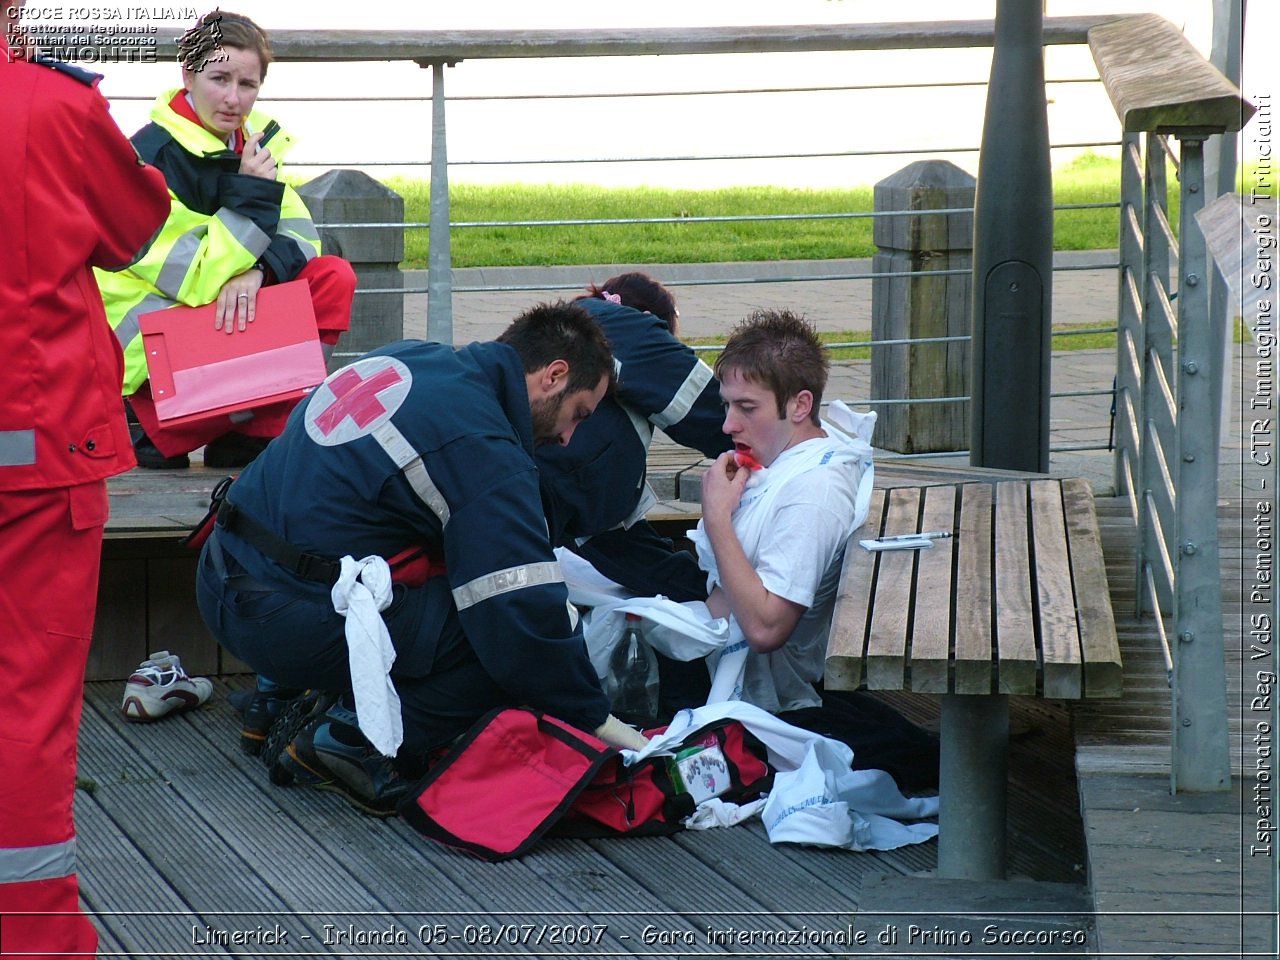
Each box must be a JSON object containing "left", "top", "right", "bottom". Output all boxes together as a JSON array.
[
  {"left": 154, "top": 209, "right": 272, "bottom": 299},
  {"left": 623, "top": 402, "right": 654, "bottom": 449},
  {"left": 452, "top": 561, "right": 563, "bottom": 612},
  {"left": 279, "top": 218, "right": 320, "bottom": 244},
  {"left": 215, "top": 207, "right": 272, "bottom": 260},
  {"left": 155, "top": 224, "right": 208, "bottom": 298},
  {"left": 278, "top": 219, "right": 319, "bottom": 263},
  {"left": 114, "top": 292, "right": 178, "bottom": 350},
  {"left": 0, "top": 839, "right": 76, "bottom": 884},
  {"left": 0, "top": 429, "right": 36, "bottom": 467},
  {"left": 371, "top": 420, "right": 450, "bottom": 526},
  {"left": 650, "top": 360, "right": 715, "bottom": 430}
]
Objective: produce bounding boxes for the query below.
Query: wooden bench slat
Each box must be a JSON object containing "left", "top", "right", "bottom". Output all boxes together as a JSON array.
[
  {"left": 826, "top": 489, "right": 887, "bottom": 692},
  {"left": 954, "top": 482, "right": 995, "bottom": 694},
  {"left": 1061, "top": 477, "right": 1124, "bottom": 697},
  {"left": 992, "top": 482, "right": 1037, "bottom": 696},
  {"left": 908, "top": 484, "right": 958, "bottom": 693},
  {"left": 1030, "top": 479, "right": 1084, "bottom": 698},
  {"left": 865, "top": 487, "right": 922, "bottom": 688}
]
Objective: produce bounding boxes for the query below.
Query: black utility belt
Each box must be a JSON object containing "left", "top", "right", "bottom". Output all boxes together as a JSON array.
[{"left": 215, "top": 498, "right": 341, "bottom": 586}]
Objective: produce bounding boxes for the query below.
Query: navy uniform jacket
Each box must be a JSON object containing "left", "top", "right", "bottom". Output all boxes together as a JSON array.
[
  {"left": 218, "top": 339, "right": 610, "bottom": 732},
  {"left": 537, "top": 298, "right": 732, "bottom": 545}
]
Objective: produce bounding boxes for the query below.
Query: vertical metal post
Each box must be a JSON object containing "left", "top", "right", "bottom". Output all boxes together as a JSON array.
[
  {"left": 969, "top": 0, "right": 1053, "bottom": 473},
  {"left": 1139, "top": 134, "right": 1173, "bottom": 618},
  {"left": 1207, "top": 0, "right": 1244, "bottom": 443},
  {"left": 1114, "top": 132, "right": 1144, "bottom": 500},
  {"left": 938, "top": 694, "right": 1009, "bottom": 880},
  {"left": 425, "top": 60, "right": 454, "bottom": 344},
  {"left": 1170, "top": 137, "right": 1230, "bottom": 794}
]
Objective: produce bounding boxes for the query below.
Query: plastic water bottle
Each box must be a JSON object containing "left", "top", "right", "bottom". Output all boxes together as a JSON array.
[{"left": 610, "top": 613, "right": 657, "bottom": 720}]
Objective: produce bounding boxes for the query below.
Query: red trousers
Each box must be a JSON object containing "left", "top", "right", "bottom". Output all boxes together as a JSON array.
[
  {"left": 0, "top": 482, "right": 107, "bottom": 958},
  {"left": 130, "top": 255, "right": 356, "bottom": 458}
]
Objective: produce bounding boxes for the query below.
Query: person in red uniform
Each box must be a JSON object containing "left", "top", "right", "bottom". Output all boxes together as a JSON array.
[{"left": 0, "top": 5, "right": 171, "bottom": 956}]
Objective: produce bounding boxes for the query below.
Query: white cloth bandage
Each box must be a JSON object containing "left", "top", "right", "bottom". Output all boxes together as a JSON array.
[
  {"left": 331, "top": 555, "right": 403, "bottom": 757},
  {"left": 631, "top": 701, "right": 938, "bottom": 851}
]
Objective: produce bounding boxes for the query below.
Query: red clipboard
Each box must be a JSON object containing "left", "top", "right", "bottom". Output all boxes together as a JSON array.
[{"left": 139, "top": 280, "right": 328, "bottom": 427}]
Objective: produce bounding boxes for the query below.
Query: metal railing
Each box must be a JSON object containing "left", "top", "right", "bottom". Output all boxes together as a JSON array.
[
  {"left": 1095, "top": 12, "right": 1252, "bottom": 792},
  {"left": 1115, "top": 129, "right": 1231, "bottom": 793}
]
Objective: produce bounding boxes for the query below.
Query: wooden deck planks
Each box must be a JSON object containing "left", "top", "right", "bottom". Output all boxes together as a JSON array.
[
  {"left": 75, "top": 797, "right": 236, "bottom": 958},
  {"left": 71, "top": 681, "right": 871, "bottom": 954},
  {"left": 74, "top": 673, "right": 1098, "bottom": 954},
  {"left": 1071, "top": 496, "right": 1249, "bottom": 776},
  {"left": 1068, "top": 493, "right": 1265, "bottom": 957}
]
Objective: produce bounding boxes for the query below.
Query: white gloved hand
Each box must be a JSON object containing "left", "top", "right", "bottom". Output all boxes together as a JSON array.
[{"left": 593, "top": 713, "right": 649, "bottom": 751}]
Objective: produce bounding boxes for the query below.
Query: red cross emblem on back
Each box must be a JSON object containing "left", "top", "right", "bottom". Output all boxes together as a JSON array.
[
  {"left": 305, "top": 356, "right": 413, "bottom": 447},
  {"left": 313, "top": 365, "right": 405, "bottom": 436}
]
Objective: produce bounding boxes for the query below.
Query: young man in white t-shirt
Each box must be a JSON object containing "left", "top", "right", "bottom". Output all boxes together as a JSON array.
[
  {"left": 697, "top": 309, "right": 865, "bottom": 713},
  {"left": 692, "top": 310, "right": 939, "bottom": 789}
]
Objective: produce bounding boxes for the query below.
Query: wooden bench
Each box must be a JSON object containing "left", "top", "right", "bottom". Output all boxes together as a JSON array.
[{"left": 826, "top": 475, "right": 1122, "bottom": 880}]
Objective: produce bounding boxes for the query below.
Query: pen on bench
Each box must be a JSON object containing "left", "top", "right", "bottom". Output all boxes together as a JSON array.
[{"left": 877, "top": 531, "right": 953, "bottom": 542}]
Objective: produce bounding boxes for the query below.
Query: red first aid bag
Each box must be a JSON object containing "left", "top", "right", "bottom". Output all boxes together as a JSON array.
[
  {"left": 400, "top": 709, "right": 615, "bottom": 861},
  {"left": 400, "top": 708, "right": 773, "bottom": 861}
]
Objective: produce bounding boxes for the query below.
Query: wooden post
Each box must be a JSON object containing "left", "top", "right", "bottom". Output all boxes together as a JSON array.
[
  {"left": 296, "top": 169, "right": 405, "bottom": 369},
  {"left": 871, "top": 160, "right": 974, "bottom": 453}
]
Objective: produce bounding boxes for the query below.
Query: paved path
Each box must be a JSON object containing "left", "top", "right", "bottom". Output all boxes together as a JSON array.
[
  {"left": 402, "top": 252, "right": 1130, "bottom": 495},
  {"left": 404, "top": 249, "right": 1119, "bottom": 342}
]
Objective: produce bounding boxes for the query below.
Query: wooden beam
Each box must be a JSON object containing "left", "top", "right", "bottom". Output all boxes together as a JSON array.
[
  {"left": 1088, "top": 13, "right": 1254, "bottom": 133},
  {"left": 74, "top": 17, "right": 1122, "bottom": 64}
]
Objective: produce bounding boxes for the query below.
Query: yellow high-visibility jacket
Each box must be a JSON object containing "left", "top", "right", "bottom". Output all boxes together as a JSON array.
[{"left": 95, "top": 89, "right": 321, "bottom": 396}]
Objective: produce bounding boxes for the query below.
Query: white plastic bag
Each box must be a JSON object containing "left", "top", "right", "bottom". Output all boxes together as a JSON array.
[{"left": 558, "top": 546, "right": 733, "bottom": 670}]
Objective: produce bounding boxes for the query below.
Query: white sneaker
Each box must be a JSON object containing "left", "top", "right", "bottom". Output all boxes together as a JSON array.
[{"left": 121, "top": 650, "right": 213, "bottom": 722}]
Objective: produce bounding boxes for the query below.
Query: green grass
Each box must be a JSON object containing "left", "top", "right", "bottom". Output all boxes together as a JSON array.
[
  {"left": 383, "top": 152, "right": 1142, "bottom": 270},
  {"left": 685, "top": 319, "right": 1248, "bottom": 359},
  {"left": 686, "top": 325, "right": 1124, "bottom": 361}
]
